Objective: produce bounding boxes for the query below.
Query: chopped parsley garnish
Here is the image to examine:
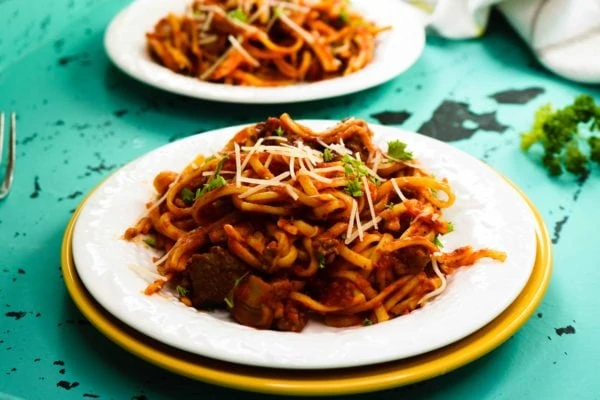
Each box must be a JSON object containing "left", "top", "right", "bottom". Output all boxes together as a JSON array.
[
  {"left": 142, "top": 236, "right": 157, "bottom": 248},
  {"left": 433, "top": 236, "right": 444, "bottom": 248},
  {"left": 274, "top": 6, "right": 284, "bottom": 17},
  {"left": 227, "top": 8, "right": 248, "bottom": 23},
  {"left": 233, "top": 272, "right": 249, "bottom": 289},
  {"left": 345, "top": 178, "right": 363, "bottom": 197},
  {"left": 362, "top": 318, "right": 373, "bottom": 326},
  {"left": 446, "top": 221, "right": 454, "bottom": 233},
  {"left": 339, "top": 8, "right": 349, "bottom": 23},
  {"left": 387, "top": 140, "right": 413, "bottom": 161},
  {"left": 181, "top": 187, "right": 195, "bottom": 204},
  {"left": 275, "top": 126, "right": 285, "bottom": 136},
  {"left": 224, "top": 297, "right": 234, "bottom": 309},
  {"left": 386, "top": 202, "right": 395, "bottom": 209},
  {"left": 317, "top": 253, "right": 326, "bottom": 269},
  {"left": 176, "top": 285, "right": 189, "bottom": 297},
  {"left": 342, "top": 154, "right": 367, "bottom": 176},
  {"left": 342, "top": 154, "right": 378, "bottom": 193},
  {"left": 323, "top": 148, "right": 334, "bottom": 162},
  {"left": 195, "top": 156, "right": 229, "bottom": 199}
]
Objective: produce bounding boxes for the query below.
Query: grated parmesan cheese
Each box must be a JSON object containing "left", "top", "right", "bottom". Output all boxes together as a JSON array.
[
  {"left": 289, "top": 157, "right": 296, "bottom": 180},
  {"left": 362, "top": 176, "right": 378, "bottom": 230},
  {"left": 354, "top": 203, "right": 364, "bottom": 242},
  {"left": 346, "top": 199, "right": 358, "bottom": 243},
  {"left": 277, "top": 10, "right": 315, "bottom": 44},
  {"left": 240, "top": 138, "right": 265, "bottom": 171},
  {"left": 298, "top": 169, "right": 333, "bottom": 184},
  {"left": 346, "top": 216, "right": 382, "bottom": 243},
  {"left": 234, "top": 142, "right": 242, "bottom": 187},
  {"left": 418, "top": 256, "right": 447, "bottom": 305},
  {"left": 391, "top": 178, "right": 408, "bottom": 202},
  {"left": 284, "top": 184, "right": 299, "bottom": 200},
  {"left": 227, "top": 35, "right": 260, "bottom": 67},
  {"left": 129, "top": 264, "right": 166, "bottom": 283},
  {"left": 238, "top": 171, "right": 291, "bottom": 198}
]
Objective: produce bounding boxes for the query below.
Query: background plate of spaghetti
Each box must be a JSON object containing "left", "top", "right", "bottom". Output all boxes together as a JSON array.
[
  {"left": 104, "top": 0, "right": 424, "bottom": 103},
  {"left": 72, "top": 119, "right": 536, "bottom": 369}
]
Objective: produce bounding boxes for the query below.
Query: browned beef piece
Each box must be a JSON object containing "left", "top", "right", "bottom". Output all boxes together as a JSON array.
[
  {"left": 378, "top": 246, "right": 431, "bottom": 276},
  {"left": 187, "top": 246, "right": 250, "bottom": 308}
]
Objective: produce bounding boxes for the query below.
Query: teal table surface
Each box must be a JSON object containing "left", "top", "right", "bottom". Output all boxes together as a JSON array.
[{"left": 1, "top": 1, "right": 599, "bottom": 399}]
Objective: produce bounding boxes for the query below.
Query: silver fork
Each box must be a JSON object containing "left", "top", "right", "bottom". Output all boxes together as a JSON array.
[{"left": 0, "top": 112, "right": 16, "bottom": 200}]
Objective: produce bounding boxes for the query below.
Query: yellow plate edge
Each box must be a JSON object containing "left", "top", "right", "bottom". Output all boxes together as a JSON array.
[{"left": 61, "top": 177, "right": 552, "bottom": 396}]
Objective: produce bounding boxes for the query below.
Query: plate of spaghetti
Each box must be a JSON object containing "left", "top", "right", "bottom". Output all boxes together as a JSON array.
[
  {"left": 72, "top": 116, "right": 537, "bottom": 369},
  {"left": 104, "top": 0, "right": 424, "bottom": 103}
]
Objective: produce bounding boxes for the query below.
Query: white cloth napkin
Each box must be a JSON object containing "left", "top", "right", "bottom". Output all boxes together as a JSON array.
[{"left": 404, "top": 0, "right": 600, "bottom": 84}]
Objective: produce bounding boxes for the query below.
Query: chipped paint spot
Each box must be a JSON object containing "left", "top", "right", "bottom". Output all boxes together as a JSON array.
[
  {"left": 555, "top": 325, "right": 576, "bottom": 336},
  {"left": 56, "top": 380, "right": 79, "bottom": 390},
  {"left": 5, "top": 312, "right": 26, "bottom": 320},
  {"left": 552, "top": 216, "right": 569, "bottom": 244},
  {"left": 489, "top": 87, "right": 545, "bottom": 104},
  {"left": 114, "top": 109, "right": 128, "bottom": 118},
  {"left": 30, "top": 176, "right": 41, "bottom": 199},
  {"left": 418, "top": 100, "right": 508, "bottom": 142},
  {"left": 371, "top": 111, "right": 412, "bottom": 125}
]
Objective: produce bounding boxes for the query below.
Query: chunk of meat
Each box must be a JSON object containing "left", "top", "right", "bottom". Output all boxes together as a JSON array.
[
  {"left": 378, "top": 246, "right": 431, "bottom": 276},
  {"left": 187, "top": 246, "right": 250, "bottom": 308}
]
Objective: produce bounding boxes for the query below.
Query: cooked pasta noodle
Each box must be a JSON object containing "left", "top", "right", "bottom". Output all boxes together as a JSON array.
[
  {"left": 146, "top": 0, "right": 389, "bottom": 86},
  {"left": 125, "top": 115, "right": 506, "bottom": 331}
]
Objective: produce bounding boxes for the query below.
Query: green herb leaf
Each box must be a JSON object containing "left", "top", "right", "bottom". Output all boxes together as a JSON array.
[
  {"left": 176, "top": 285, "right": 189, "bottom": 297},
  {"left": 433, "top": 236, "right": 443, "bottom": 248},
  {"left": 227, "top": 8, "right": 248, "bottom": 23},
  {"left": 224, "top": 297, "right": 234, "bottom": 309},
  {"left": 362, "top": 318, "right": 373, "bottom": 326},
  {"left": 387, "top": 140, "right": 413, "bottom": 161},
  {"left": 323, "top": 148, "right": 334, "bottom": 162},
  {"left": 233, "top": 272, "right": 249, "bottom": 289},
  {"left": 195, "top": 156, "right": 229, "bottom": 199},
  {"left": 317, "top": 253, "right": 326, "bottom": 269},
  {"left": 386, "top": 202, "right": 395, "bottom": 210},
  {"left": 275, "top": 126, "right": 285, "bottom": 136},
  {"left": 274, "top": 6, "right": 284, "bottom": 17},
  {"left": 341, "top": 154, "right": 371, "bottom": 179},
  {"left": 345, "top": 178, "right": 363, "bottom": 197},
  {"left": 446, "top": 221, "right": 454, "bottom": 233},
  {"left": 339, "top": 8, "right": 349, "bottom": 23},
  {"left": 181, "top": 187, "right": 195, "bottom": 204},
  {"left": 142, "top": 236, "right": 157, "bottom": 248}
]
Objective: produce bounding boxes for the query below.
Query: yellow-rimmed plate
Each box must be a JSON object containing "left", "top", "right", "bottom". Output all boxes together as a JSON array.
[
  {"left": 61, "top": 179, "right": 551, "bottom": 396},
  {"left": 70, "top": 122, "right": 538, "bottom": 369}
]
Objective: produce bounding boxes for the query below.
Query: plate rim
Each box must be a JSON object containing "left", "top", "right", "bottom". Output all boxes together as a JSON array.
[
  {"left": 70, "top": 120, "right": 539, "bottom": 369},
  {"left": 61, "top": 176, "right": 552, "bottom": 396},
  {"left": 103, "top": 0, "right": 425, "bottom": 103}
]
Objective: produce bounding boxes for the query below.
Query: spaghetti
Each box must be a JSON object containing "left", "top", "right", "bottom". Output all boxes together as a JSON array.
[
  {"left": 146, "top": 0, "right": 389, "bottom": 86},
  {"left": 125, "top": 115, "right": 506, "bottom": 331}
]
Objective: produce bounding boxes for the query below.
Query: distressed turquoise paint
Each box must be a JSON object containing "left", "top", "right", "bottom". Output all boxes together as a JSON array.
[{"left": 1, "top": 1, "right": 599, "bottom": 399}]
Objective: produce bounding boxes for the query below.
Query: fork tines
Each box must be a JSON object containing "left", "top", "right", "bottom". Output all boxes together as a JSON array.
[{"left": 0, "top": 112, "right": 16, "bottom": 200}]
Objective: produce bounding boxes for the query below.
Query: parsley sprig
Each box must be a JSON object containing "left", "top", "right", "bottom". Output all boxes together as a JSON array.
[
  {"left": 317, "top": 253, "right": 327, "bottom": 269},
  {"left": 387, "top": 140, "right": 413, "bottom": 161},
  {"left": 345, "top": 178, "right": 363, "bottom": 197},
  {"left": 176, "top": 285, "right": 189, "bottom": 297},
  {"left": 227, "top": 8, "right": 248, "bottom": 23},
  {"left": 341, "top": 154, "right": 378, "bottom": 196},
  {"left": 521, "top": 94, "right": 600, "bottom": 177},
  {"left": 180, "top": 156, "right": 229, "bottom": 205}
]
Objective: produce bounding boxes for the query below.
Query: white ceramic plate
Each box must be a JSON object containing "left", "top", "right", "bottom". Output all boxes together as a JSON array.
[
  {"left": 72, "top": 121, "right": 537, "bottom": 369},
  {"left": 103, "top": 0, "right": 425, "bottom": 103}
]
